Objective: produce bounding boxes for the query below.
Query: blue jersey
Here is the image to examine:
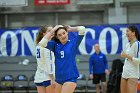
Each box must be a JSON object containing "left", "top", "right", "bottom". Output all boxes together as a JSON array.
[
  {"left": 89, "top": 52, "right": 108, "bottom": 74},
  {"left": 46, "top": 35, "right": 84, "bottom": 81}
]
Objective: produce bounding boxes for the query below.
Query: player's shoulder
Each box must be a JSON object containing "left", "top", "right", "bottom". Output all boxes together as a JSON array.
[
  {"left": 135, "top": 41, "right": 140, "bottom": 44},
  {"left": 133, "top": 41, "right": 140, "bottom": 47},
  {"left": 36, "top": 43, "right": 48, "bottom": 51},
  {"left": 36, "top": 44, "right": 40, "bottom": 49}
]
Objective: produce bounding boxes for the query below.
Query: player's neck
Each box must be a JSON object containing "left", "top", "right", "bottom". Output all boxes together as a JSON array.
[{"left": 130, "top": 38, "right": 137, "bottom": 46}]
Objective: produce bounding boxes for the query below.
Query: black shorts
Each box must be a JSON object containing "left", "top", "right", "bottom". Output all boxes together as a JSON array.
[{"left": 92, "top": 73, "right": 106, "bottom": 84}]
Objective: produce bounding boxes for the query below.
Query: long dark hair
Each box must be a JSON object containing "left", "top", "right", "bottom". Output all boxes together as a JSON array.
[
  {"left": 111, "top": 59, "right": 123, "bottom": 73},
  {"left": 53, "top": 27, "right": 67, "bottom": 43},
  {"left": 36, "top": 25, "right": 49, "bottom": 45},
  {"left": 128, "top": 25, "right": 140, "bottom": 41}
]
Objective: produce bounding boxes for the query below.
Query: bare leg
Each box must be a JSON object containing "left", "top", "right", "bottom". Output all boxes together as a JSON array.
[
  {"left": 61, "top": 82, "right": 77, "bottom": 93},
  {"left": 95, "top": 84, "right": 100, "bottom": 93},
  {"left": 120, "top": 78, "right": 127, "bottom": 93},
  {"left": 102, "top": 82, "right": 106, "bottom": 93},
  {"left": 46, "top": 85, "right": 55, "bottom": 93},
  {"left": 55, "top": 82, "right": 62, "bottom": 93},
  {"left": 127, "top": 78, "right": 138, "bottom": 93},
  {"left": 37, "top": 86, "right": 46, "bottom": 93}
]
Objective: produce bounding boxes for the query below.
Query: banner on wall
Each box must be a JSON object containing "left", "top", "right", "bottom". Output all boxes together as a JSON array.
[{"left": 0, "top": 24, "right": 140, "bottom": 56}]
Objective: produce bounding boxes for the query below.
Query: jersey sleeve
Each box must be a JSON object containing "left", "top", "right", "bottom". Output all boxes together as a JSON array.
[
  {"left": 71, "top": 26, "right": 85, "bottom": 49},
  {"left": 132, "top": 42, "right": 140, "bottom": 64},
  {"left": 75, "top": 35, "right": 84, "bottom": 49},
  {"left": 39, "top": 37, "right": 49, "bottom": 47},
  {"left": 45, "top": 41, "right": 56, "bottom": 52}
]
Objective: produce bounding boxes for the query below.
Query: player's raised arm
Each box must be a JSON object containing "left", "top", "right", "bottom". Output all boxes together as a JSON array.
[
  {"left": 40, "top": 25, "right": 63, "bottom": 47},
  {"left": 65, "top": 25, "right": 86, "bottom": 35}
]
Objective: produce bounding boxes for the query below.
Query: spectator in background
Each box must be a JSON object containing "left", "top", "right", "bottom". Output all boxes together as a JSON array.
[
  {"left": 39, "top": 25, "right": 86, "bottom": 93},
  {"left": 34, "top": 25, "right": 55, "bottom": 93},
  {"left": 120, "top": 25, "right": 140, "bottom": 93},
  {"left": 89, "top": 43, "right": 109, "bottom": 93},
  {"left": 107, "top": 59, "right": 123, "bottom": 93}
]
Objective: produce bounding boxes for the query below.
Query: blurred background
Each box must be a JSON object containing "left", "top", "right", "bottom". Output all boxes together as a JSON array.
[{"left": 0, "top": 0, "right": 140, "bottom": 93}]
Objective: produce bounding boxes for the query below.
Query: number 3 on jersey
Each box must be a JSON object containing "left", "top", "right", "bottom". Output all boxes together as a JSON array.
[
  {"left": 60, "top": 51, "right": 64, "bottom": 58},
  {"left": 36, "top": 48, "right": 40, "bottom": 58}
]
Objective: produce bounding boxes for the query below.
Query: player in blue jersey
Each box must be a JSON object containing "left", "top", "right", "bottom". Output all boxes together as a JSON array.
[
  {"left": 34, "top": 25, "right": 55, "bottom": 93},
  {"left": 39, "top": 25, "right": 86, "bottom": 93},
  {"left": 89, "top": 43, "right": 109, "bottom": 93}
]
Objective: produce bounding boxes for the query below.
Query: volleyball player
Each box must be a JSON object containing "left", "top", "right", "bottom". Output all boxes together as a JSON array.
[
  {"left": 121, "top": 25, "right": 140, "bottom": 93},
  {"left": 34, "top": 25, "right": 55, "bottom": 93},
  {"left": 39, "top": 25, "right": 86, "bottom": 93}
]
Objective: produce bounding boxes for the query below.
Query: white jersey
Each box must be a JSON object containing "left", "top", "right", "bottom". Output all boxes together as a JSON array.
[
  {"left": 122, "top": 41, "right": 140, "bottom": 79},
  {"left": 34, "top": 43, "right": 55, "bottom": 83}
]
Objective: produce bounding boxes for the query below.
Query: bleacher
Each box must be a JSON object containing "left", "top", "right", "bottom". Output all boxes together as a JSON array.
[{"left": 0, "top": 55, "right": 124, "bottom": 93}]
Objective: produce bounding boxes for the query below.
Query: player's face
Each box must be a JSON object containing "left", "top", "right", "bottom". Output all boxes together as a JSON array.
[
  {"left": 126, "top": 28, "right": 135, "bottom": 41},
  {"left": 56, "top": 29, "right": 68, "bottom": 44}
]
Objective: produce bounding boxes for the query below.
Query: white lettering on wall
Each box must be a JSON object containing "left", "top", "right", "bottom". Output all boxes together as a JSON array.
[
  {"left": 21, "top": 30, "right": 36, "bottom": 56},
  {"left": 99, "top": 27, "right": 119, "bottom": 54},
  {"left": 0, "top": 26, "right": 131, "bottom": 56},
  {"left": 79, "top": 28, "right": 95, "bottom": 55},
  {"left": 0, "top": 31, "right": 18, "bottom": 56}
]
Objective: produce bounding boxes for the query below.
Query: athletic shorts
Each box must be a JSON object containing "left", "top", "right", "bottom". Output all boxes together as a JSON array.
[
  {"left": 92, "top": 73, "right": 106, "bottom": 84},
  {"left": 56, "top": 78, "right": 77, "bottom": 85},
  {"left": 35, "top": 80, "right": 51, "bottom": 87}
]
